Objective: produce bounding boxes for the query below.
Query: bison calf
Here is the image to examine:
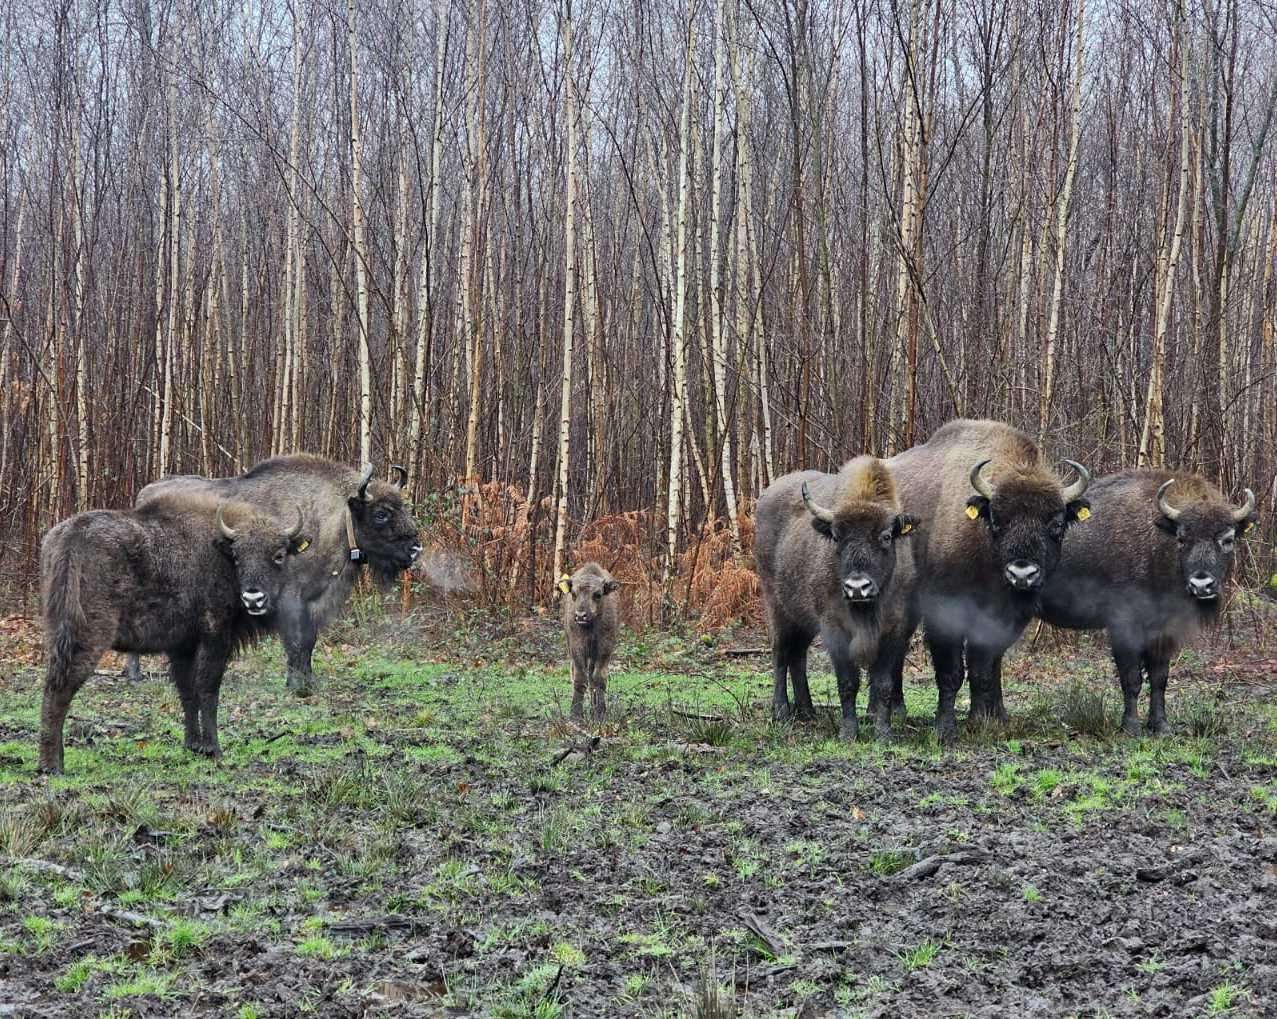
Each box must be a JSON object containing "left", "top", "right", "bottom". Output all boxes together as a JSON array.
[
  {"left": 559, "top": 564, "right": 619, "bottom": 721},
  {"left": 39, "top": 495, "right": 306, "bottom": 773},
  {"left": 755, "top": 456, "right": 919, "bottom": 741},
  {"left": 1039, "top": 471, "right": 1257, "bottom": 734}
]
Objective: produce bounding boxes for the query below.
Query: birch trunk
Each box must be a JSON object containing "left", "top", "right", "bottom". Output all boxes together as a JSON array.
[{"left": 349, "top": 0, "right": 373, "bottom": 464}]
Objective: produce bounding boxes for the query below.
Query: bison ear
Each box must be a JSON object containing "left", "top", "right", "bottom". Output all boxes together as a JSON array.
[
  {"left": 965, "top": 496, "right": 990, "bottom": 521},
  {"left": 213, "top": 535, "right": 234, "bottom": 558},
  {"left": 347, "top": 496, "right": 366, "bottom": 519},
  {"left": 808, "top": 515, "right": 835, "bottom": 539},
  {"left": 1153, "top": 512, "right": 1178, "bottom": 536},
  {"left": 557, "top": 575, "right": 573, "bottom": 595},
  {"left": 603, "top": 579, "right": 620, "bottom": 595},
  {"left": 1066, "top": 499, "right": 1091, "bottom": 524},
  {"left": 893, "top": 514, "right": 918, "bottom": 538}
]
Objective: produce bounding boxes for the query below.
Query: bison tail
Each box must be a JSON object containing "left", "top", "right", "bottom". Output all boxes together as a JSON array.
[{"left": 44, "top": 554, "right": 87, "bottom": 688}]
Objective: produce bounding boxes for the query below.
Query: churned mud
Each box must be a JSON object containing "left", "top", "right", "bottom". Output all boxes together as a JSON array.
[{"left": 0, "top": 610, "right": 1275, "bottom": 1017}]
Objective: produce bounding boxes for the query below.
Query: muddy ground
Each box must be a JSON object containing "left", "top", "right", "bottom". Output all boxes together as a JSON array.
[{"left": 1, "top": 604, "right": 1275, "bottom": 1018}]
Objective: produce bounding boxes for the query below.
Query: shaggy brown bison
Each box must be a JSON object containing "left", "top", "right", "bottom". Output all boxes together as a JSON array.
[
  {"left": 1039, "top": 470, "right": 1257, "bottom": 734},
  {"left": 125, "top": 456, "right": 421, "bottom": 695},
  {"left": 40, "top": 495, "right": 307, "bottom": 773},
  {"left": 755, "top": 456, "right": 919, "bottom": 741},
  {"left": 559, "top": 563, "right": 620, "bottom": 720},
  {"left": 886, "top": 419, "right": 1091, "bottom": 741}
]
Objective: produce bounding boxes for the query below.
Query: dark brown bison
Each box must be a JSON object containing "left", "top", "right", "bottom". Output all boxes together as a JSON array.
[
  {"left": 755, "top": 456, "right": 920, "bottom": 741},
  {"left": 886, "top": 420, "right": 1091, "bottom": 741},
  {"left": 124, "top": 456, "right": 421, "bottom": 695},
  {"left": 40, "top": 495, "right": 307, "bottom": 773},
  {"left": 559, "top": 563, "right": 620, "bottom": 720},
  {"left": 1039, "top": 471, "right": 1257, "bottom": 734}
]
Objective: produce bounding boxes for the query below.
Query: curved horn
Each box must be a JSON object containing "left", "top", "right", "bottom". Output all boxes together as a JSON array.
[
  {"left": 1156, "top": 480, "right": 1181, "bottom": 522},
  {"left": 800, "top": 481, "right": 836, "bottom": 524},
  {"left": 1060, "top": 459, "right": 1091, "bottom": 501},
  {"left": 1230, "top": 487, "right": 1256, "bottom": 524},
  {"left": 285, "top": 505, "right": 304, "bottom": 539},
  {"left": 356, "top": 462, "right": 374, "bottom": 501},
  {"left": 217, "top": 504, "right": 238, "bottom": 540},
  {"left": 968, "top": 460, "right": 994, "bottom": 499},
  {"left": 390, "top": 464, "right": 408, "bottom": 489}
]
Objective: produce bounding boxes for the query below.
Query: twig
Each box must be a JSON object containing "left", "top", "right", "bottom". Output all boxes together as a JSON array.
[
  {"left": 892, "top": 849, "right": 991, "bottom": 881},
  {"left": 549, "top": 735, "right": 600, "bottom": 766},
  {"left": 536, "top": 964, "right": 564, "bottom": 1006},
  {"left": 5, "top": 856, "right": 85, "bottom": 882},
  {"left": 671, "top": 708, "right": 725, "bottom": 722},
  {"left": 719, "top": 646, "right": 767, "bottom": 657}
]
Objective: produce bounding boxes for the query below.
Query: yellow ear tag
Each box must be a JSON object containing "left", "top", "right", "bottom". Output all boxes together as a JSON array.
[
  {"left": 1075, "top": 506, "right": 1091, "bottom": 522},
  {"left": 1243, "top": 521, "right": 1255, "bottom": 534},
  {"left": 899, "top": 522, "right": 913, "bottom": 534},
  {"left": 965, "top": 505, "right": 980, "bottom": 520},
  {"left": 295, "top": 539, "right": 310, "bottom": 552},
  {"left": 557, "top": 576, "right": 571, "bottom": 595}
]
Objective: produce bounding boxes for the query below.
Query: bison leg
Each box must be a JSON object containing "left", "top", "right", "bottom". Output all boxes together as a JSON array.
[
  {"left": 770, "top": 640, "right": 794, "bottom": 721},
  {"left": 122, "top": 654, "right": 145, "bottom": 683},
  {"left": 967, "top": 647, "right": 1009, "bottom": 723},
  {"left": 191, "top": 644, "right": 230, "bottom": 759},
  {"left": 927, "top": 632, "right": 964, "bottom": 744},
  {"left": 39, "top": 647, "right": 100, "bottom": 775},
  {"left": 570, "top": 656, "right": 588, "bottom": 721},
  {"left": 278, "top": 599, "right": 319, "bottom": 697},
  {"left": 589, "top": 652, "right": 611, "bottom": 721},
  {"left": 1143, "top": 652, "right": 1171, "bottom": 735},
  {"left": 826, "top": 640, "right": 860, "bottom": 742},
  {"left": 868, "top": 640, "right": 909, "bottom": 741},
  {"left": 168, "top": 651, "right": 204, "bottom": 752},
  {"left": 1112, "top": 643, "right": 1144, "bottom": 736},
  {"left": 789, "top": 651, "right": 817, "bottom": 722}
]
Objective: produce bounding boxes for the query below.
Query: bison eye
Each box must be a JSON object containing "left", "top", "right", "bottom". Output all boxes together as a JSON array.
[
  {"left": 879, "top": 530, "right": 893, "bottom": 548},
  {"left": 373, "top": 509, "right": 390, "bottom": 525},
  {"left": 273, "top": 550, "right": 287, "bottom": 566},
  {"left": 1218, "top": 533, "right": 1235, "bottom": 552}
]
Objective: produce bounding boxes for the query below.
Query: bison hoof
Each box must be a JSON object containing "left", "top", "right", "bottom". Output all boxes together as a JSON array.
[
  {"left": 772, "top": 701, "right": 795, "bottom": 723},
  {"left": 1120, "top": 715, "right": 1142, "bottom": 737},
  {"left": 185, "top": 740, "right": 221, "bottom": 759},
  {"left": 287, "top": 675, "right": 317, "bottom": 698},
  {"left": 936, "top": 714, "right": 958, "bottom": 746},
  {"left": 1145, "top": 717, "right": 1170, "bottom": 737}
]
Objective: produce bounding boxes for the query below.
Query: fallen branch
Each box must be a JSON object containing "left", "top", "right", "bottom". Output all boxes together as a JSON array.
[
  {"left": 718, "top": 647, "right": 767, "bottom": 657},
  {"left": 892, "top": 849, "right": 991, "bottom": 881},
  {"left": 3, "top": 857, "right": 165, "bottom": 930},
  {"left": 739, "top": 911, "right": 785, "bottom": 958},
  {"left": 328, "top": 915, "right": 422, "bottom": 937},
  {"left": 671, "top": 709, "right": 725, "bottom": 722},
  {"left": 549, "top": 735, "right": 601, "bottom": 767}
]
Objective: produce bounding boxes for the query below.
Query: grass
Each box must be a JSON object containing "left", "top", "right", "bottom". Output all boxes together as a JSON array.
[{"left": 1, "top": 620, "right": 1274, "bottom": 1016}]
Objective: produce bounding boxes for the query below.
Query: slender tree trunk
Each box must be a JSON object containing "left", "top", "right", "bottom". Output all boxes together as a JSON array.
[{"left": 349, "top": 0, "right": 373, "bottom": 464}]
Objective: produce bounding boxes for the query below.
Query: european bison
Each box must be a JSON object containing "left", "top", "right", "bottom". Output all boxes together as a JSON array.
[
  {"left": 559, "top": 563, "right": 620, "bottom": 721},
  {"left": 755, "top": 456, "right": 919, "bottom": 741},
  {"left": 125, "top": 456, "right": 421, "bottom": 695},
  {"left": 886, "top": 419, "right": 1091, "bottom": 741},
  {"left": 40, "top": 495, "right": 307, "bottom": 773},
  {"left": 1039, "top": 471, "right": 1257, "bottom": 734}
]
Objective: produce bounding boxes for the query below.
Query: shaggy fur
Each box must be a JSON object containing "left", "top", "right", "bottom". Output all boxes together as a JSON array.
[
  {"left": 886, "top": 419, "right": 1091, "bottom": 741},
  {"left": 126, "top": 456, "right": 421, "bottom": 694},
  {"left": 560, "top": 563, "right": 620, "bottom": 720},
  {"left": 755, "top": 456, "right": 919, "bottom": 740},
  {"left": 40, "top": 494, "right": 306, "bottom": 773},
  {"left": 1039, "top": 469, "right": 1257, "bottom": 734}
]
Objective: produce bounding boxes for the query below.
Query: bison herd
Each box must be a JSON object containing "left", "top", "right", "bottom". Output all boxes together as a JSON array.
[
  {"left": 757, "top": 419, "right": 1256, "bottom": 743},
  {"left": 38, "top": 419, "right": 1258, "bottom": 773}
]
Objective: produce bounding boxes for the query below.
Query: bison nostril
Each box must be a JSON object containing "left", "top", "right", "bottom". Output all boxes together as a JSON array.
[
  {"left": 1004, "top": 561, "right": 1041, "bottom": 588},
  {"left": 843, "top": 575, "right": 878, "bottom": 600}
]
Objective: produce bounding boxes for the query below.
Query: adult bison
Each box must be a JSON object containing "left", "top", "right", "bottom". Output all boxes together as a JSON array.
[
  {"left": 886, "top": 420, "right": 1091, "bottom": 741},
  {"left": 1039, "top": 471, "right": 1257, "bottom": 734},
  {"left": 124, "top": 456, "right": 421, "bottom": 695},
  {"left": 40, "top": 495, "right": 307, "bottom": 773},
  {"left": 755, "top": 456, "right": 919, "bottom": 741}
]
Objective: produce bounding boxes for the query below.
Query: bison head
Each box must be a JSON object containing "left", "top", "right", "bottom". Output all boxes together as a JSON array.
[
  {"left": 1155, "top": 480, "right": 1256, "bottom": 602},
  {"left": 348, "top": 464, "right": 423, "bottom": 586},
  {"left": 802, "top": 481, "right": 917, "bottom": 606},
  {"left": 216, "top": 504, "right": 308, "bottom": 617},
  {"left": 562, "top": 568, "right": 620, "bottom": 629},
  {"left": 965, "top": 459, "right": 1091, "bottom": 593}
]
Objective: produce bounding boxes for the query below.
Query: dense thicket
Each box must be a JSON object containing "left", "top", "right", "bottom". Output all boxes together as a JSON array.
[{"left": 1, "top": 0, "right": 1274, "bottom": 602}]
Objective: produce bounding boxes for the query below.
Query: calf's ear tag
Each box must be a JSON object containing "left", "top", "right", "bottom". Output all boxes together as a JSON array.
[
  {"left": 965, "top": 505, "right": 980, "bottom": 520},
  {"left": 899, "top": 521, "right": 913, "bottom": 535},
  {"left": 1075, "top": 506, "right": 1091, "bottom": 522},
  {"left": 1242, "top": 520, "right": 1255, "bottom": 534},
  {"left": 295, "top": 538, "right": 311, "bottom": 552},
  {"left": 557, "top": 575, "right": 571, "bottom": 595}
]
